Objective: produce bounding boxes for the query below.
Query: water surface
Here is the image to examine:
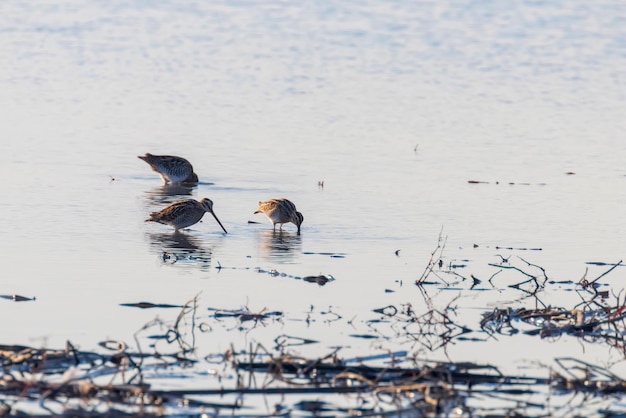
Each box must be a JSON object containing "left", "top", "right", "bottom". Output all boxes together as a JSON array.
[{"left": 2, "top": 0, "right": 626, "bottom": 414}]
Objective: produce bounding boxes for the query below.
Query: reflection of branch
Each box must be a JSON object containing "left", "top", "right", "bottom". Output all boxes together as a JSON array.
[
  {"left": 487, "top": 257, "right": 545, "bottom": 295},
  {"left": 173, "top": 293, "right": 201, "bottom": 357},
  {"left": 399, "top": 307, "right": 471, "bottom": 357},
  {"left": 552, "top": 357, "right": 626, "bottom": 396},
  {"left": 579, "top": 260, "right": 623, "bottom": 301},
  {"left": 590, "top": 260, "right": 623, "bottom": 285},
  {"left": 274, "top": 335, "right": 318, "bottom": 350},
  {"left": 518, "top": 257, "right": 549, "bottom": 286},
  {"left": 488, "top": 269, "right": 503, "bottom": 287},
  {"left": 487, "top": 263, "right": 535, "bottom": 280}
]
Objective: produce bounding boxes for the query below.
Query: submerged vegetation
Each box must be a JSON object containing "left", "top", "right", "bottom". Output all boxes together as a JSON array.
[{"left": 3, "top": 234, "right": 626, "bottom": 416}]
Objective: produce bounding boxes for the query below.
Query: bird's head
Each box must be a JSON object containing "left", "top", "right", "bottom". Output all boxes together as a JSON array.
[
  {"left": 199, "top": 198, "right": 227, "bottom": 234},
  {"left": 295, "top": 211, "right": 304, "bottom": 231},
  {"left": 198, "top": 198, "right": 214, "bottom": 212}
]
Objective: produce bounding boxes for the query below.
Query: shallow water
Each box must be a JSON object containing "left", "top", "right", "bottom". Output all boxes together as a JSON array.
[{"left": 2, "top": 0, "right": 626, "bottom": 415}]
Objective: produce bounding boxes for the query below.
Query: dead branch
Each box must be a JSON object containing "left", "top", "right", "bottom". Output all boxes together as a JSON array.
[{"left": 416, "top": 227, "right": 447, "bottom": 284}]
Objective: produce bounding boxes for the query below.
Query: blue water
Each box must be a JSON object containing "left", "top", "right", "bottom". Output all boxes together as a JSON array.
[{"left": 2, "top": 0, "right": 626, "bottom": 415}]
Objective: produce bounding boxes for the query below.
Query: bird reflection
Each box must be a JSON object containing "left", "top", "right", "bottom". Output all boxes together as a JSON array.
[
  {"left": 255, "top": 229, "right": 302, "bottom": 263},
  {"left": 146, "top": 231, "right": 219, "bottom": 271},
  {"left": 143, "top": 184, "right": 195, "bottom": 207}
]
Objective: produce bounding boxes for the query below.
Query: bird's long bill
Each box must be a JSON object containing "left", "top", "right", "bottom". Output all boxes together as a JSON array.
[{"left": 210, "top": 211, "right": 228, "bottom": 234}]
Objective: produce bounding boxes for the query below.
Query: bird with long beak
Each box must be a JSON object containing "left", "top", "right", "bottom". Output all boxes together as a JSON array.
[{"left": 146, "top": 198, "right": 227, "bottom": 233}]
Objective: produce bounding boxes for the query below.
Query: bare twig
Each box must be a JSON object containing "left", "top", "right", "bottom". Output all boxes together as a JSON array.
[{"left": 416, "top": 227, "right": 447, "bottom": 284}]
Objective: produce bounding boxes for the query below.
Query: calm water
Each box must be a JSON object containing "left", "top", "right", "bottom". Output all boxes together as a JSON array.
[{"left": 2, "top": 0, "right": 626, "bottom": 414}]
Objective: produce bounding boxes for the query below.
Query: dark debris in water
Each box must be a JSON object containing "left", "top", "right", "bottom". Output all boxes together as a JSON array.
[
  {"left": 120, "top": 302, "right": 184, "bottom": 309},
  {"left": 348, "top": 333, "right": 378, "bottom": 339},
  {"left": 416, "top": 238, "right": 621, "bottom": 301},
  {"left": 481, "top": 303, "right": 626, "bottom": 341},
  {"left": 585, "top": 261, "right": 625, "bottom": 267},
  {"left": 0, "top": 294, "right": 35, "bottom": 302},
  {"left": 4, "top": 243, "right": 626, "bottom": 416},
  {"left": 472, "top": 243, "right": 542, "bottom": 251},
  {"left": 303, "top": 251, "right": 347, "bottom": 258},
  {"left": 494, "top": 245, "right": 542, "bottom": 251},
  {"left": 253, "top": 267, "right": 337, "bottom": 286},
  {"left": 302, "top": 274, "right": 335, "bottom": 286},
  {"left": 2, "top": 284, "right": 626, "bottom": 417},
  {"left": 373, "top": 305, "right": 398, "bottom": 316},
  {"left": 468, "top": 179, "right": 547, "bottom": 186},
  {"left": 213, "top": 265, "right": 339, "bottom": 287},
  {"left": 275, "top": 334, "right": 318, "bottom": 347},
  {"left": 209, "top": 306, "right": 284, "bottom": 325}
]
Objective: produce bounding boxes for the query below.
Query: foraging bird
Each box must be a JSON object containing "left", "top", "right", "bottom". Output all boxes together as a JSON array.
[
  {"left": 254, "top": 198, "right": 304, "bottom": 233},
  {"left": 146, "top": 198, "right": 227, "bottom": 233},
  {"left": 138, "top": 153, "right": 199, "bottom": 184}
]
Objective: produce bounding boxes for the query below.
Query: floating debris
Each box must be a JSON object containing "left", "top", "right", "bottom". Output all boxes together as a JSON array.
[
  {"left": 1, "top": 283, "right": 626, "bottom": 416},
  {"left": 209, "top": 307, "right": 283, "bottom": 324},
  {"left": 468, "top": 180, "right": 547, "bottom": 186},
  {"left": 373, "top": 305, "right": 398, "bottom": 316},
  {"left": 585, "top": 261, "right": 624, "bottom": 267},
  {"left": 120, "top": 302, "right": 184, "bottom": 309},
  {"left": 3, "top": 246, "right": 626, "bottom": 416},
  {"left": 494, "top": 245, "right": 543, "bottom": 251},
  {"left": 349, "top": 333, "right": 378, "bottom": 339},
  {"left": 275, "top": 334, "right": 318, "bottom": 347},
  {"left": 302, "top": 274, "right": 335, "bottom": 286},
  {"left": 0, "top": 294, "right": 35, "bottom": 302},
  {"left": 303, "top": 251, "right": 347, "bottom": 258},
  {"left": 3, "top": 333, "right": 622, "bottom": 418},
  {"left": 481, "top": 302, "right": 626, "bottom": 342}
]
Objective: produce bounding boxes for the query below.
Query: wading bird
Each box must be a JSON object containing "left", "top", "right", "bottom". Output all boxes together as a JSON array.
[
  {"left": 254, "top": 198, "right": 304, "bottom": 233},
  {"left": 146, "top": 198, "right": 227, "bottom": 233},
  {"left": 138, "top": 153, "right": 199, "bottom": 184}
]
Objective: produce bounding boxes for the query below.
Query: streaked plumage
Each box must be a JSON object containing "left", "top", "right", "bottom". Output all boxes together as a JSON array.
[
  {"left": 146, "top": 198, "right": 227, "bottom": 233},
  {"left": 254, "top": 198, "right": 304, "bottom": 233},
  {"left": 138, "top": 153, "right": 199, "bottom": 184}
]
